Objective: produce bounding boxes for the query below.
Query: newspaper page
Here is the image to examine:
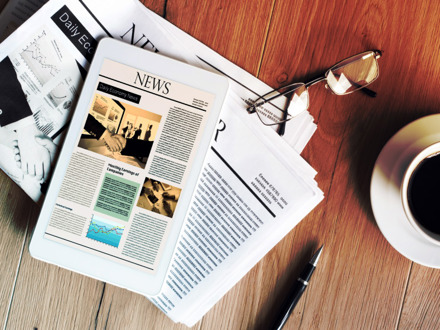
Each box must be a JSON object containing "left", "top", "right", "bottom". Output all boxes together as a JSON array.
[
  {"left": 44, "top": 56, "right": 221, "bottom": 273},
  {"left": 150, "top": 96, "right": 323, "bottom": 325}
]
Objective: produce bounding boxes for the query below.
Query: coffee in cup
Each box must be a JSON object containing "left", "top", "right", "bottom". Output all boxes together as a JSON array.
[{"left": 401, "top": 142, "right": 440, "bottom": 245}]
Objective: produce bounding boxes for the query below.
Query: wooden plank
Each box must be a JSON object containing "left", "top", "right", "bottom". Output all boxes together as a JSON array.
[
  {"left": 294, "top": 166, "right": 411, "bottom": 329},
  {"left": 140, "top": 0, "right": 166, "bottom": 17},
  {"left": 6, "top": 243, "right": 105, "bottom": 329},
  {"left": 164, "top": 0, "right": 275, "bottom": 76},
  {"left": 94, "top": 285, "right": 193, "bottom": 330},
  {"left": 398, "top": 265, "right": 440, "bottom": 329},
  {"left": 0, "top": 173, "right": 33, "bottom": 327}
]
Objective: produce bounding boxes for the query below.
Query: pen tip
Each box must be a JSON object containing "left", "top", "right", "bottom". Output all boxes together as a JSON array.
[{"left": 310, "top": 245, "right": 324, "bottom": 267}]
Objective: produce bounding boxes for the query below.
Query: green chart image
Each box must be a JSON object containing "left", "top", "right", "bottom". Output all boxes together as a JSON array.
[{"left": 94, "top": 173, "right": 140, "bottom": 221}]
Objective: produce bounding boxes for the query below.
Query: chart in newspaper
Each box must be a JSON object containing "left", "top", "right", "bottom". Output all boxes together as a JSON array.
[{"left": 44, "top": 58, "right": 217, "bottom": 273}]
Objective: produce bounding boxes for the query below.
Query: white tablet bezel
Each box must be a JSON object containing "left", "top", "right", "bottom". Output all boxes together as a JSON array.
[{"left": 29, "top": 38, "right": 229, "bottom": 296}]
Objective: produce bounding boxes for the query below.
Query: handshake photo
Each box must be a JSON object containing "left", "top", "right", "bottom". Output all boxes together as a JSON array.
[
  {"left": 101, "top": 129, "right": 127, "bottom": 153},
  {"left": 1, "top": 124, "right": 57, "bottom": 183},
  {"left": 84, "top": 114, "right": 154, "bottom": 160}
]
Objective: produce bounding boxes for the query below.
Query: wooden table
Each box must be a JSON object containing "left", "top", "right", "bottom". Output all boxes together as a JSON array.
[{"left": 1, "top": 0, "right": 440, "bottom": 329}]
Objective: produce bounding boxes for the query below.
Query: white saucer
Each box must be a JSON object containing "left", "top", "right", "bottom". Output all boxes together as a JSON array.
[{"left": 371, "top": 114, "right": 440, "bottom": 268}]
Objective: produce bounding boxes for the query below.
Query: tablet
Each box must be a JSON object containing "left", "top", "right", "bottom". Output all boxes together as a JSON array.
[{"left": 30, "top": 38, "right": 229, "bottom": 296}]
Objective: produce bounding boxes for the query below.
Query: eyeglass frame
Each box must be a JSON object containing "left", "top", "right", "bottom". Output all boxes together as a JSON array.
[{"left": 246, "top": 50, "right": 382, "bottom": 136}]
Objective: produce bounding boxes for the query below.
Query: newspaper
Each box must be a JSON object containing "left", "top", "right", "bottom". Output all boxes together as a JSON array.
[{"left": 0, "top": 0, "right": 323, "bottom": 326}]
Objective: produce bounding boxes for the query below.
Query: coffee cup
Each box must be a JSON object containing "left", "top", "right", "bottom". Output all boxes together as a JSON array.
[{"left": 401, "top": 142, "right": 440, "bottom": 246}]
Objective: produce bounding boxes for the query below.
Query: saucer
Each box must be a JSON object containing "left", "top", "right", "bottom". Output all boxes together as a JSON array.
[{"left": 370, "top": 114, "right": 440, "bottom": 268}]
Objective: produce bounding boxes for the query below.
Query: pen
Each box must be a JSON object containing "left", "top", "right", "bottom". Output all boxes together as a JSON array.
[{"left": 272, "top": 245, "right": 324, "bottom": 330}]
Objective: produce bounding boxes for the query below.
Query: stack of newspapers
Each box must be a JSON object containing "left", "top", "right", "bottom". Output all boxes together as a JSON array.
[{"left": 0, "top": 0, "right": 323, "bottom": 326}]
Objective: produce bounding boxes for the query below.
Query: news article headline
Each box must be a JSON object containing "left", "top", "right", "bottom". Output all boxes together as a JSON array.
[
  {"left": 107, "top": 163, "right": 139, "bottom": 177},
  {"left": 97, "top": 82, "right": 141, "bottom": 104},
  {"left": 52, "top": 5, "right": 97, "bottom": 62}
]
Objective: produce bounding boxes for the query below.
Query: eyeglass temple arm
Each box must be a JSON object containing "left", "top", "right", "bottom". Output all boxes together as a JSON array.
[
  {"left": 328, "top": 75, "right": 377, "bottom": 97},
  {"left": 248, "top": 82, "right": 305, "bottom": 111},
  {"left": 358, "top": 85, "right": 377, "bottom": 97}
]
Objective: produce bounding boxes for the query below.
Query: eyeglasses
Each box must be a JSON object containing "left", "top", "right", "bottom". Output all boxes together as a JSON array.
[{"left": 246, "top": 50, "right": 382, "bottom": 136}]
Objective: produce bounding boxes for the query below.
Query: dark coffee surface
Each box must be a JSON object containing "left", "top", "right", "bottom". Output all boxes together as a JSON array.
[{"left": 408, "top": 154, "right": 440, "bottom": 235}]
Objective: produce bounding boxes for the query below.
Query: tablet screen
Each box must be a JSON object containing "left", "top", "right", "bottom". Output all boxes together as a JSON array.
[{"left": 43, "top": 57, "right": 217, "bottom": 274}]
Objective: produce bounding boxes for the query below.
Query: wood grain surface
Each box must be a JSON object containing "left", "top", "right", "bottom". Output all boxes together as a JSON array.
[{"left": 1, "top": 0, "right": 440, "bottom": 329}]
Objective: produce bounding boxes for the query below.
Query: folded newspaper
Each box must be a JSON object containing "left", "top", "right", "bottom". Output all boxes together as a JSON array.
[{"left": 0, "top": 0, "right": 323, "bottom": 326}]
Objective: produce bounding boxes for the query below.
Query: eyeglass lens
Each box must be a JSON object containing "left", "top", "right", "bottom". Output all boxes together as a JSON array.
[{"left": 326, "top": 51, "right": 379, "bottom": 95}]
